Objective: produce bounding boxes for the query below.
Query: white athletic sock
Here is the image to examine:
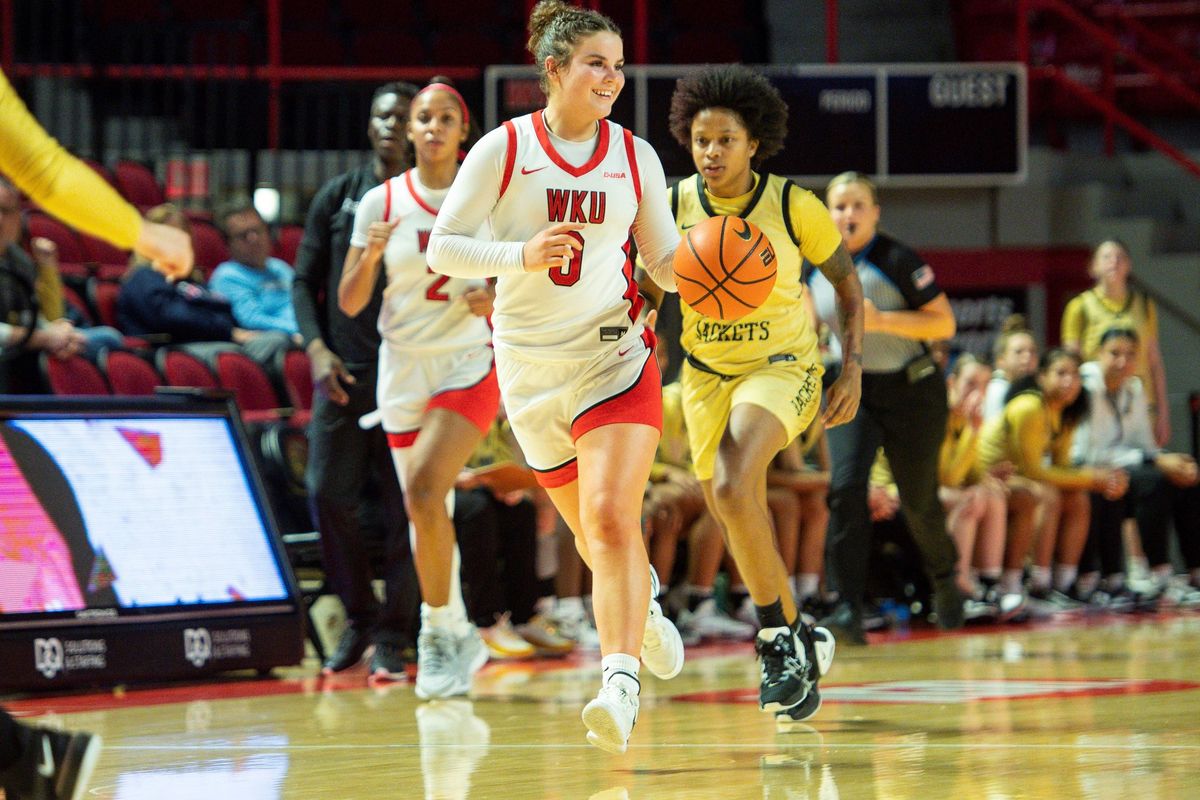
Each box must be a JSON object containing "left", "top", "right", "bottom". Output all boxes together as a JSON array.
[
  {"left": 422, "top": 602, "right": 471, "bottom": 637},
  {"left": 601, "top": 653, "right": 641, "bottom": 695},
  {"left": 557, "top": 596, "right": 585, "bottom": 620},
  {"left": 1029, "top": 565, "right": 1052, "bottom": 591},
  {"left": 796, "top": 573, "right": 820, "bottom": 601},
  {"left": 1053, "top": 564, "right": 1078, "bottom": 593},
  {"left": 1001, "top": 569, "right": 1024, "bottom": 594}
]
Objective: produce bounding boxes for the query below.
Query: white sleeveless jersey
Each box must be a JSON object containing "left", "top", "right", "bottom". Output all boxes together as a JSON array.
[
  {"left": 351, "top": 169, "right": 490, "bottom": 353},
  {"left": 489, "top": 111, "right": 646, "bottom": 357}
]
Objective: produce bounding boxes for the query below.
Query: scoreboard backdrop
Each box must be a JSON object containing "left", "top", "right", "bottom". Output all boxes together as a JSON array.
[{"left": 486, "top": 63, "right": 1026, "bottom": 187}]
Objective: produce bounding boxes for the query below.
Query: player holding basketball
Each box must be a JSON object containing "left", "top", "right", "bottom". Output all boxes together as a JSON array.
[
  {"left": 339, "top": 80, "right": 498, "bottom": 696},
  {"left": 664, "top": 65, "right": 863, "bottom": 724},
  {"left": 427, "top": 0, "right": 685, "bottom": 753}
]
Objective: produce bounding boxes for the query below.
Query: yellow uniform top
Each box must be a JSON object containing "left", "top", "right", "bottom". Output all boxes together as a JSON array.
[
  {"left": 673, "top": 172, "right": 841, "bottom": 374},
  {"left": 1061, "top": 287, "right": 1158, "bottom": 405},
  {"left": 977, "top": 392, "right": 1095, "bottom": 490},
  {"left": 650, "top": 381, "right": 691, "bottom": 480},
  {"left": 939, "top": 413, "right": 983, "bottom": 489},
  {"left": 0, "top": 69, "right": 141, "bottom": 249}
]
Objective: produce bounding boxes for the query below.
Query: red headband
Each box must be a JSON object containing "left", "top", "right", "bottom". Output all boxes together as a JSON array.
[{"left": 415, "top": 82, "right": 470, "bottom": 126}]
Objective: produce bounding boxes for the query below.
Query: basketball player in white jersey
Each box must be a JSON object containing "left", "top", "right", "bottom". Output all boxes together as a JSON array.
[
  {"left": 340, "top": 81, "right": 499, "bottom": 698},
  {"left": 428, "top": 0, "right": 684, "bottom": 753}
]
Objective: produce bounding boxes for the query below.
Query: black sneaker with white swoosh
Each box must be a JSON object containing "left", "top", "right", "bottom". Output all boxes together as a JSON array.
[{"left": 1, "top": 724, "right": 103, "bottom": 800}]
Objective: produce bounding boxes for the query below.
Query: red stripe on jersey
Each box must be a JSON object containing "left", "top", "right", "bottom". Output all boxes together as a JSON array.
[
  {"left": 570, "top": 352, "right": 663, "bottom": 441},
  {"left": 621, "top": 237, "right": 642, "bottom": 324},
  {"left": 499, "top": 120, "right": 517, "bottom": 198},
  {"left": 532, "top": 110, "right": 611, "bottom": 178},
  {"left": 534, "top": 459, "right": 578, "bottom": 489},
  {"left": 386, "top": 430, "right": 418, "bottom": 449},
  {"left": 427, "top": 362, "right": 500, "bottom": 435},
  {"left": 622, "top": 128, "right": 641, "bottom": 204},
  {"left": 405, "top": 169, "right": 439, "bottom": 216},
  {"left": 383, "top": 178, "right": 392, "bottom": 221}
]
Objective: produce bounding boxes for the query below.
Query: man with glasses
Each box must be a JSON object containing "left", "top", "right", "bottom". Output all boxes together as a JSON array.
[{"left": 211, "top": 206, "right": 303, "bottom": 344}]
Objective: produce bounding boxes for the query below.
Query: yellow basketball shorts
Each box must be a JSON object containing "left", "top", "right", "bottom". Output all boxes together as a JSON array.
[{"left": 681, "top": 358, "right": 823, "bottom": 482}]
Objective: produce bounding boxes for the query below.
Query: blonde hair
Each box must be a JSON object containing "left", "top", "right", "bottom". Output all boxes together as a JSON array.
[
  {"left": 991, "top": 314, "right": 1033, "bottom": 361},
  {"left": 825, "top": 171, "right": 878, "bottom": 205},
  {"left": 526, "top": 0, "right": 620, "bottom": 93}
]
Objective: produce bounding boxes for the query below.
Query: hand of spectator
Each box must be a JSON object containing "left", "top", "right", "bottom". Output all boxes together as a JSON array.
[
  {"left": 963, "top": 387, "right": 985, "bottom": 429},
  {"left": 231, "top": 327, "right": 259, "bottom": 345},
  {"left": 308, "top": 340, "right": 355, "bottom": 406},
  {"left": 463, "top": 284, "right": 494, "bottom": 318},
  {"left": 1156, "top": 452, "right": 1199, "bottom": 487},
  {"left": 980, "top": 474, "right": 1010, "bottom": 496},
  {"left": 1095, "top": 468, "right": 1130, "bottom": 500},
  {"left": 137, "top": 220, "right": 194, "bottom": 281},
  {"left": 38, "top": 319, "right": 85, "bottom": 358},
  {"left": 987, "top": 460, "right": 1016, "bottom": 482},
  {"left": 455, "top": 469, "right": 481, "bottom": 490},
  {"left": 365, "top": 218, "right": 401, "bottom": 258},
  {"left": 1154, "top": 411, "right": 1171, "bottom": 449},
  {"left": 868, "top": 484, "right": 900, "bottom": 522},
  {"left": 522, "top": 222, "right": 584, "bottom": 272},
  {"left": 30, "top": 236, "right": 59, "bottom": 267}
]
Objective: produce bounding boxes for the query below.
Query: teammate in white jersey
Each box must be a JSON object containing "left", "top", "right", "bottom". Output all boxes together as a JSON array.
[
  {"left": 340, "top": 81, "right": 498, "bottom": 697},
  {"left": 428, "top": 0, "right": 684, "bottom": 754}
]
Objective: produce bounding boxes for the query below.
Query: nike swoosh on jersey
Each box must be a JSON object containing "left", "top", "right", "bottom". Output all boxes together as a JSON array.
[
  {"left": 734, "top": 219, "right": 753, "bottom": 241},
  {"left": 520, "top": 165, "right": 548, "bottom": 175},
  {"left": 38, "top": 736, "right": 54, "bottom": 778}
]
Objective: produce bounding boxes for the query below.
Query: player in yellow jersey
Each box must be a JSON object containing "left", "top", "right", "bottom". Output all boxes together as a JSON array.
[{"left": 665, "top": 65, "right": 864, "bottom": 725}]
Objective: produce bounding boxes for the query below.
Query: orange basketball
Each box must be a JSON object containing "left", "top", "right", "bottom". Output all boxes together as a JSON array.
[{"left": 673, "top": 216, "right": 777, "bottom": 321}]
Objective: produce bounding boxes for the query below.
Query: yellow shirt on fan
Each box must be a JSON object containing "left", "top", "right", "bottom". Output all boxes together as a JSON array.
[{"left": 671, "top": 172, "right": 841, "bottom": 374}]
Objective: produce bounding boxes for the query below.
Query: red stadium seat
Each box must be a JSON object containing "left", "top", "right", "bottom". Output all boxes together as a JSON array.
[
  {"left": 212, "top": 350, "right": 286, "bottom": 423},
  {"left": 40, "top": 353, "right": 111, "bottom": 396},
  {"left": 61, "top": 284, "right": 94, "bottom": 325},
  {"left": 78, "top": 232, "right": 130, "bottom": 267},
  {"left": 26, "top": 212, "right": 87, "bottom": 263},
  {"left": 113, "top": 160, "right": 166, "bottom": 208},
  {"left": 101, "top": 349, "right": 163, "bottom": 396},
  {"left": 86, "top": 279, "right": 121, "bottom": 329},
  {"left": 272, "top": 224, "right": 305, "bottom": 266},
  {"left": 156, "top": 348, "right": 219, "bottom": 390},
  {"left": 189, "top": 221, "right": 230, "bottom": 278},
  {"left": 278, "top": 348, "right": 313, "bottom": 426}
]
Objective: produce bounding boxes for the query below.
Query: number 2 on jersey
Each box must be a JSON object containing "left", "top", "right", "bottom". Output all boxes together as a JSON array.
[
  {"left": 549, "top": 231, "right": 584, "bottom": 287},
  {"left": 425, "top": 266, "right": 450, "bottom": 302}
]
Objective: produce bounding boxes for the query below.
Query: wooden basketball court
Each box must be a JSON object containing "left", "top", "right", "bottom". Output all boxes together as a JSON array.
[{"left": 5, "top": 614, "right": 1200, "bottom": 799}]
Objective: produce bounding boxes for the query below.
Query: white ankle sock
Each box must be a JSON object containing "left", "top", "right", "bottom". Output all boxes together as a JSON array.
[
  {"left": 601, "top": 653, "right": 641, "bottom": 695},
  {"left": 422, "top": 602, "right": 471, "bottom": 636},
  {"left": 1053, "top": 565, "right": 1078, "bottom": 593},
  {"left": 1029, "top": 566, "right": 1051, "bottom": 591},
  {"left": 796, "top": 573, "right": 820, "bottom": 600},
  {"left": 1001, "top": 569, "right": 1024, "bottom": 594}
]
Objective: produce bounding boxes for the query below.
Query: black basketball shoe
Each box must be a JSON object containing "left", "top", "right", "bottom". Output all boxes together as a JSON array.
[
  {"left": 0, "top": 725, "right": 103, "bottom": 800},
  {"left": 755, "top": 625, "right": 811, "bottom": 712}
]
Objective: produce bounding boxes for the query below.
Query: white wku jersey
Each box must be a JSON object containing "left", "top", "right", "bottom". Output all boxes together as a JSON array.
[
  {"left": 367, "top": 170, "right": 490, "bottom": 352},
  {"left": 489, "top": 110, "right": 645, "bottom": 357}
]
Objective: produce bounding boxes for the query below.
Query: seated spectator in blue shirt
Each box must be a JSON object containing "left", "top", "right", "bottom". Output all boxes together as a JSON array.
[
  {"left": 119, "top": 204, "right": 292, "bottom": 365},
  {"left": 210, "top": 205, "right": 301, "bottom": 340}
]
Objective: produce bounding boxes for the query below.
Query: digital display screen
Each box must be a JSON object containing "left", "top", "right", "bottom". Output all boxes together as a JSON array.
[{"left": 0, "top": 415, "right": 290, "bottom": 617}]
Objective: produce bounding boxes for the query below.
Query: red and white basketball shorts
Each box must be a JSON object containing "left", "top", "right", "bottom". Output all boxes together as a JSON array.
[
  {"left": 378, "top": 342, "right": 499, "bottom": 448},
  {"left": 497, "top": 326, "right": 662, "bottom": 489}
]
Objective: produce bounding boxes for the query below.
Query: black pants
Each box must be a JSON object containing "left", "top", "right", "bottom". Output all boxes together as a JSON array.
[
  {"left": 457, "top": 488, "right": 539, "bottom": 627},
  {"left": 1087, "top": 464, "right": 1200, "bottom": 574},
  {"left": 825, "top": 367, "right": 957, "bottom": 609},
  {"left": 305, "top": 365, "right": 419, "bottom": 645},
  {"left": 0, "top": 708, "right": 19, "bottom": 772}
]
